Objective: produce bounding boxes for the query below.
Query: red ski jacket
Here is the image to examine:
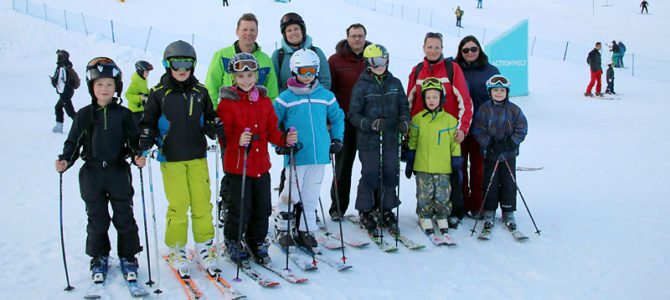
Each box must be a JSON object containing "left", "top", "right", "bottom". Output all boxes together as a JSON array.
[
  {"left": 217, "top": 86, "right": 285, "bottom": 177},
  {"left": 328, "top": 39, "right": 370, "bottom": 116},
  {"left": 407, "top": 57, "right": 473, "bottom": 134}
]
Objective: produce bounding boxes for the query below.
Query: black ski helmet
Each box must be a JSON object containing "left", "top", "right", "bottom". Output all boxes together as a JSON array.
[
  {"left": 56, "top": 49, "right": 70, "bottom": 65},
  {"left": 280, "top": 12, "right": 306, "bottom": 43},
  {"left": 135, "top": 60, "right": 153, "bottom": 73},
  {"left": 163, "top": 40, "right": 197, "bottom": 62},
  {"left": 86, "top": 57, "right": 123, "bottom": 99}
]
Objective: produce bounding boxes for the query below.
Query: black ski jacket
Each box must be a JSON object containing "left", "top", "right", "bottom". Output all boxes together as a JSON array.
[
  {"left": 140, "top": 73, "right": 216, "bottom": 162},
  {"left": 587, "top": 48, "right": 602, "bottom": 72},
  {"left": 59, "top": 100, "right": 139, "bottom": 170},
  {"left": 348, "top": 70, "right": 410, "bottom": 151}
]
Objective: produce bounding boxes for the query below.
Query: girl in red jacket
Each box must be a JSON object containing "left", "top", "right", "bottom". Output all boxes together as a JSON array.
[{"left": 217, "top": 53, "right": 297, "bottom": 264}]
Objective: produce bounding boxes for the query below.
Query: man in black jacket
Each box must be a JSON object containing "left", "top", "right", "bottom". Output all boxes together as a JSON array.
[{"left": 585, "top": 42, "right": 603, "bottom": 97}]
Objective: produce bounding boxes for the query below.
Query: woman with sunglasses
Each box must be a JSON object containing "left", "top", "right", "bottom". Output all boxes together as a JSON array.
[
  {"left": 217, "top": 53, "right": 298, "bottom": 263},
  {"left": 139, "top": 40, "right": 223, "bottom": 278},
  {"left": 454, "top": 35, "right": 500, "bottom": 221},
  {"left": 271, "top": 12, "right": 331, "bottom": 93},
  {"left": 272, "top": 48, "right": 345, "bottom": 253}
]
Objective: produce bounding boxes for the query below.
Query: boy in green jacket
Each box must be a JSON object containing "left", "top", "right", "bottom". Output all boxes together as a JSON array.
[
  {"left": 124, "top": 60, "right": 153, "bottom": 124},
  {"left": 406, "top": 77, "right": 463, "bottom": 236}
]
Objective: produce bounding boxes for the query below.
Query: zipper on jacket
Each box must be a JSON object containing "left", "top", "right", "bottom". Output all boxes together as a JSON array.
[
  {"left": 236, "top": 148, "right": 241, "bottom": 170},
  {"left": 307, "top": 95, "right": 318, "bottom": 164},
  {"left": 103, "top": 106, "right": 107, "bottom": 130}
]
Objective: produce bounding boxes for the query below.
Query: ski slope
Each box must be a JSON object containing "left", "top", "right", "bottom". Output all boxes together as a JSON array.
[{"left": 1, "top": 0, "right": 668, "bottom": 299}]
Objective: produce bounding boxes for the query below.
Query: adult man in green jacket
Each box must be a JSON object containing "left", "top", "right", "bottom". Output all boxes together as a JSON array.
[{"left": 205, "top": 13, "right": 278, "bottom": 105}]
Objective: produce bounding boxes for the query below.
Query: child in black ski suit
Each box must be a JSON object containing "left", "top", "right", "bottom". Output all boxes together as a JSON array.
[
  {"left": 50, "top": 49, "right": 78, "bottom": 133},
  {"left": 349, "top": 44, "right": 410, "bottom": 236},
  {"left": 55, "top": 57, "right": 144, "bottom": 282},
  {"left": 606, "top": 63, "right": 616, "bottom": 94}
]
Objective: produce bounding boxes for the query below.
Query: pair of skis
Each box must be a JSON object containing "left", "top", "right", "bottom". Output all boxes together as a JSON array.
[
  {"left": 272, "top": 242, "right": 352, "bottom": 272},
  {"left": 478, "top": 222, "right": 529, "bottom": 241},
  {"left": 84, "top": 259, "right": 151, "bottom": 299},
  {"left": 162, "top": 254, "right": 246, "bottom": 300},
  {"left": 346, "top": 215, "right": 427, "bottom": 252}
]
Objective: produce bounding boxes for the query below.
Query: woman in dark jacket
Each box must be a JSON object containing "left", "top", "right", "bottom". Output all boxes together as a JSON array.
[{"left": 454, "top": 35, "right": 500, "bottom": 220}]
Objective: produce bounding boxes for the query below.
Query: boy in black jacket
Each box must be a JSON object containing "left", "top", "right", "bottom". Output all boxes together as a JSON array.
[
  {"left": 349, "top": 44, "right": 410, "bottom": 237},
  {"left": 55, "top": 57, "right": 144, "bottom": 284},
  {"left": 50, "top": 49, "right": 78, "bottom": 133}
]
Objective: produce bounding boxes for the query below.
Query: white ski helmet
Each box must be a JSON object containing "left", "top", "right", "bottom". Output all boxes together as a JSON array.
[{"left": 289, "top": 48, "right": 320, "bottom": 77}]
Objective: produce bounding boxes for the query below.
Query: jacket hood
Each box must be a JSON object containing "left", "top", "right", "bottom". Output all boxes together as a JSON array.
[
  {"left": 281, "top": 35, "right": 314, "bottom": 53},
  {"left": 160, "top": 72, "right": 198, "bottom": 92},
  {"left": 334, "top": 39, "right": 371, "bottom": 58},
  {"left": 219, "top": 85, "right": 268, "bottom": 101}
]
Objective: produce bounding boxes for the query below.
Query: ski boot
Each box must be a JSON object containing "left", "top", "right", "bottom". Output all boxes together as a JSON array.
[
  {"left": 436, "top": 218, "right": 450, "bottom": 234},
  {"left": 466, "top": 210, "right": 484, "bottom": 220},
  {"left": 224, "top": 239, "right": 249, "bottom": 264},
  {"left": 502, "top": 211, "right": 517, "bottom": 230},
  {"left": 273, "top": 211, "right": 295, "bottom": 252},
  {"left": 119, "top": 256, "right": 139, "bottom": 282},
  {"left": 194, "top": 239, "right": 220, "bottom": 276},
  {"left": 359, "top": 210, "right": 379, "bottom": 237},
  {"left": 419, "top": 218, "right": 434, "bottom": 234},
  {"left": 595, "top": 92, "right": 605, "bottom": 97},
  {"left": 168, "top": 247, "right": 190, "bottom": 278},
  {"left": 90, "top": 256, "right": 109, "bottom": 283},
  {"left": 295, "top": 230, "right": 318, "bottom": 253},
  {"left": 52, "top": 122, "right": 63, "bottom": 134},
  {"left": 448, "top": 216, "right": 460, "bottom": 229},
  {"left": 381, "top": 210, "right": 400, "bottom": 236},
  {"left": 584, "top": 92, "right": 594, "bottom": 97},
  {"left": 248, "top": 239, "right": 271, "bottom": 265}
]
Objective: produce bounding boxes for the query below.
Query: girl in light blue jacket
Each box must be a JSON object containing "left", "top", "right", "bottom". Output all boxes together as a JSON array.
[{"left": 272, "top": 49, "right": 344, "bottom": 251}]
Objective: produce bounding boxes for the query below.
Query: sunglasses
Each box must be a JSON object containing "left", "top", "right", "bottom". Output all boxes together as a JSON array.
[
  {"left": 425, "top": 32, "right": 443, "bottom": 39},
  {"left": 232, "top": 59, "right": 259, "bottom": 72},
  {"left": 461, "top": 46, "right": 479, "bottom": 54},
  {"left": 368, "top": 56, "right": 389, "bottom": 68},
  {"left": 163, "top": 58, "right": 195, "bottom": 71},
  {"left": 296, "top": 66, "right": 318, "bottom": 77},
  {"left": 348, "top": 34, "right": 366, "bottom": 39}
]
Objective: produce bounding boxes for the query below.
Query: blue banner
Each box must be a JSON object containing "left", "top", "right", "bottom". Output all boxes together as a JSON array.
[{"left": 485, "top": 19, "right": 528, "bottom": 96}]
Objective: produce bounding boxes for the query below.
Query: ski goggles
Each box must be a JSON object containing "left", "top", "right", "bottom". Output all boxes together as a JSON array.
[
  {"left": 461, "top": 46, "right": 479, "bottom": 54},
  {"left": 163, "top": 58, "right": 195, "bottom": 71},
  {"left": 86, "top": 57, "right": 121, "bottom": 77},
  {"left": 87, "top": 57, "right": 115, "bottom": 69},
  {"left": 296, "top": 65, "right": 318, "bottom": 77},
  {"left": 421, "top": 77, "right": 443, "bottom": 92},
  {"left": 367, "top": 56, "right": 389, "bottom": 68},
  {"left": 232, "top": 59, "right": 259, "bottom": 72},
  {"left": 488, "top": 76, "right": 509, "bottom": 86}
]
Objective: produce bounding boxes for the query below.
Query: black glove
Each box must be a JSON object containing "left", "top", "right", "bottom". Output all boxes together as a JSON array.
[
  {"left": 405, "top": 150, "right": 416, "bottom": 178},
  {"left": 370, "top": 118, "right": 385, "bottom": 132},
  {"left": 205, "top": 118, "right": 225, "bottom": 140},
  {"left": 139, "top": 128, "right": 156, "bottom": 152},
  {"left": 397, "top": 121, "right": 409, "bottom": 135},
  {"left": 275, "top": 143, "right": 302, "bottom": 155},
  {"left": 330, "top": 139, "right": 343, "bottom": 154}
]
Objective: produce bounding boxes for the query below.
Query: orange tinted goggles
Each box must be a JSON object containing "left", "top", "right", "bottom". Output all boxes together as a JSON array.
[{"left": 296, "top": 66, "right": 317, "bottom": 77}]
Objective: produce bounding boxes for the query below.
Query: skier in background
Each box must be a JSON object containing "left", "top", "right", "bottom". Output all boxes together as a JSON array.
[
  {"left": 124, "top": 60, "right": 153, "bottom": 124},
  {"left": 605, "top": 63, "right": 616, "bottom": 95},
  {"left": 617, "top": 41, "right": 626, "bottom": 68},
  {"left": 585, "top": 42, "right": 603, "bottom": 97},
  {"left": 640, "top": 1, "right": 649, "bottom": 14},
  {"left": 610, "top": 40, "right": 620, "bottom": 68},
  {"left": 455, "top": 6, "right": 464, "bottom": 27},
  {"left": 50, "top": 49, "right": 79, "bottom": 133},
  {"left": 477, "top": 0, "right": 483, "bottom": 9}
]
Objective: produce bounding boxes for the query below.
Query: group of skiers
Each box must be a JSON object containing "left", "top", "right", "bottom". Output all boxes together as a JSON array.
[
  {"left": 585, "top": 41, "right": 619, "bottom": 97},
  {"left": 53, "top": 12, "right": 529, "bottom": 286}
]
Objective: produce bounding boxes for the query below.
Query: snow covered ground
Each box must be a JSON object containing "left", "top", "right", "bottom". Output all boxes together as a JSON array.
[{"left": 1, "top": 0, "right": 669, "bottom": 299}]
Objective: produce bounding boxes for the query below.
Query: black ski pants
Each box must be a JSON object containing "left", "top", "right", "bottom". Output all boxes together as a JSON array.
[
  {"left": 355, "top": 149, "right": 400, "bottom": 212},
  {"left": 329, "top": 121, "right": 357, "bottom": 217},
  {"left": 55, "top": 87, "right": 76, "bottom": 123},
  {"left": 223, "top": 172, "right": 272, "bottom": 245},
  {"left": 481, "top": 158, "right": 517, "bottom": 212},
  {"left": 79, "top": 161, "right": 141, "bottom": 258}
]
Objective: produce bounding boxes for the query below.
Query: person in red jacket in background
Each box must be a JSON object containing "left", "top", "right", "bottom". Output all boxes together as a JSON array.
[
  {"left": 217, "top": 53, "right": 297, "bottom": 264},
  {"left": 407, "top": 32, "right": 473, "bottom": 227},
  {"left": 327, "top": 23, "right": 371, "bottom": 221}
]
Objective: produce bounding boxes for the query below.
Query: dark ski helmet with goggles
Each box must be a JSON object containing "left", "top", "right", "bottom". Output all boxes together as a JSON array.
[
  {"left": 162, "top": 40, "right": 197, "bottom": 72},
  {"left": 86, "top": 57, "right": 123, "bottom": 100}
]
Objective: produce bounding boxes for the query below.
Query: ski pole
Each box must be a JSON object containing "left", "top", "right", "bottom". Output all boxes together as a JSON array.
[
  {"left": 137, "top": 167, "right": 154, "bottom": 286},
  {"left": 146, "top": 151, "right": 163, "bottom": 294},
  {"left": 291, "top": 151, "right": 317, "bottom": 266},
  {"left": 500, "top": 156, "right": 542, "bottom": 235},
  {"left": 212, "top": 144, "right": 221, "bottom": 274},
  {"left": 377, "top": 131, "right": 386, "bottom": 239},
  {"left": 59, "top": 172, "right": 74, "bottom": 291},
  {"left": 395, "top": 133, "right": 402, "bottom": 248},
  {"left": 234, "top": 128, "right": 251, "bottom": 281},
  {"left": 284, "top": 130, "right": 295, "bottom": 271},
  {"left": 470, "top": 154, "right": 501, "bottom": 236},
  {"left": 330, "top": 153, "right": 347, "bottom": 263}
]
